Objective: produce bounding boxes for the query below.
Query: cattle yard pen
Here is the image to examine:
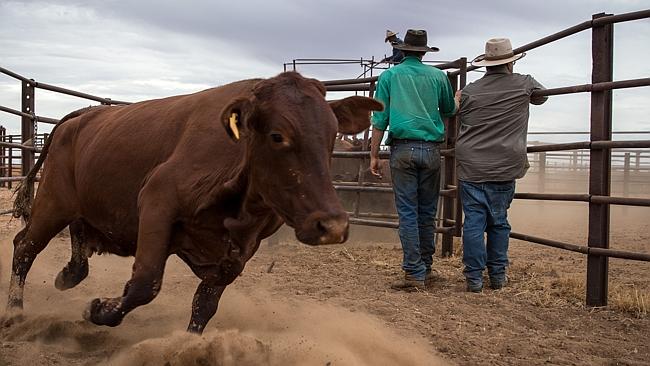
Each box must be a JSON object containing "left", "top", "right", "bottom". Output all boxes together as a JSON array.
[
  {"left": 0, "top": 11, "right": 649, "bottom": 307},
  {"left": 295, "top": 10, "right": 650, "bottom": 307}
]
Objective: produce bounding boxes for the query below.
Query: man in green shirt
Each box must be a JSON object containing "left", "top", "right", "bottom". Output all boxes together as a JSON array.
[{"left": 370, "top": 29, "right": 458, "bottom": 290}]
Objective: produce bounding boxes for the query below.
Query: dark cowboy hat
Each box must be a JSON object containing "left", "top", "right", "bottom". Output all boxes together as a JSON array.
[{"left": 393, "top": 29, "right": 439, "bottom": 52}]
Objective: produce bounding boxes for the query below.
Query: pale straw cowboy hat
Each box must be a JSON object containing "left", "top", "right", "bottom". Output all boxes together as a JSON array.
[
  {"left": 471, "top": 38, "right": 525, "bottom": 67},
  {"left": 385, "top": 30, "right": 398, "bottom": 42},
  {"left": 393, "top": 29, "right": 439, "bottom": 52}
]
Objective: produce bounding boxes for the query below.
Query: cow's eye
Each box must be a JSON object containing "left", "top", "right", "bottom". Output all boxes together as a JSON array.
[{"left": 270, "top": 133, "right": 284, "bottom": 143}]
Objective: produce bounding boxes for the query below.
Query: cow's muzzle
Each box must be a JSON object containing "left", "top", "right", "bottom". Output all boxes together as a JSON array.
[{"left": 296, "top": 211, "right": 349, "bottom": 245}]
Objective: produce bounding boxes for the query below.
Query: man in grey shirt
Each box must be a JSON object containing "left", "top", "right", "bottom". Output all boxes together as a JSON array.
[{"left": 456, "top": 38, "right": 547, "bottom": 292}]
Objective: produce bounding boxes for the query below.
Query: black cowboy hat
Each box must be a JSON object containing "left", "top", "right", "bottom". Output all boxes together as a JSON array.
[{"left": 393, "top": 29, "right": 439, "bottom": 53}]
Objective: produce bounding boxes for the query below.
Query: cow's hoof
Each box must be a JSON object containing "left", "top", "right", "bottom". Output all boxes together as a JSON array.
[
  {"left": 83, "top": 297, "right": 124, "bottom": 327},
  {"left": 0, "top": 313, "right": 25, "bottom": 328},
  {"left": 55, "top": 262, "right": 89, "bottom": 290},
  {"left": 186, "top": 322, "right": 205, "bottom": 335}
]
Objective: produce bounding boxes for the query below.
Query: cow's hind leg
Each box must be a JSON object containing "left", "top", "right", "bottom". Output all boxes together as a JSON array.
[
  {"left": 8, "top": 215, "right": 71, "bottom": 310},
  {"left": 55, "top": 220, "right": 89, "bottom": 290}
]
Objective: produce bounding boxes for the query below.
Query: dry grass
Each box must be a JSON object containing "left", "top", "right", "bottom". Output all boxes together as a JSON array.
[
  {"left": 507, "top": 259, "right": 649, "bottom": 318},
  {"left": 610, "top": 283, "right": 648, "bottom": 318},
  {"left": 448, "top": 234, "right": 649, "bottom": 319}
]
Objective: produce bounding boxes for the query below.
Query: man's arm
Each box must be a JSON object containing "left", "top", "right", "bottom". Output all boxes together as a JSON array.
[
  {"left": 439, "top": 77, "right": 458, "bottom": 117},
  {"left": 530, "top": 76, "right": 548, "bottom": 105},
  {"left": 370, "top": 127, "right": 386, "bottom": 177},
  {"left": 370, "top": 75, "right": 390, "bottom": 177}
]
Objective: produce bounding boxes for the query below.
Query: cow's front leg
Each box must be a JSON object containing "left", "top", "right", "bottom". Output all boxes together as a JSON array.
[
  {"left": 187, "top": 281, "right": 226, "bottom": 334},
  {"left": 83, "top": 264, "right": 167, "bottom": 327},
  {"left": 84, "top": 178, "right": 173, "bottom": 327}
]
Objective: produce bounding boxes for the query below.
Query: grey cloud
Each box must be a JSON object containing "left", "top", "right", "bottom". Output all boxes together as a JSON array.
[
  {"left": 90, "top": 0, "right": 647, "bottom": 62},
  {"left": 10, "top": 0, "right": 644, "bottom": 71},
  {"left": 1, "top": 0, "right": 648, "bottom": 137}
]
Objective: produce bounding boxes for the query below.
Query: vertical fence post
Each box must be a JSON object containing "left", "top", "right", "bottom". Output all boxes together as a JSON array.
[
  {"left": 22, "top": 80, "right": 36, "bottom": 177},
  {"left": 0, "top": 126, "right": 5, "bottom": 188},
  {"left": 454, "top": 58, "right": 467, "bottom": 239},
  {"left": 572, "top": 151, "right": 578, "bottom": 171},
  {"left": 8, "top": 135, "right": 13, "bottom": 189},
  {"left": 538, "top": 152, "right": 546, "bottom": 192},
  {"left": 586, "top": 13, "right": 613, "bottom": 307},
  {"left": 623, "top": 153, "right": 631, "bottom": 197},
  {"left": 441, "top": 63, "right": 461, "bottom": 257},
  {"left": 636, "top": 151, "right": 641, "bottom": 170}
]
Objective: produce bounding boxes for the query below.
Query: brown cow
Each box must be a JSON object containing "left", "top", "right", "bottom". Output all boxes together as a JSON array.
[{"left": 6, "top": 72, "right": 382, "bottom": 334}]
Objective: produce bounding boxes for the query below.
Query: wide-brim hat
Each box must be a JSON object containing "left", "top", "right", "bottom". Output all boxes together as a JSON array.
[
  {"left": 393, "top": 29, "right": 439, "bottom": 52},
  {"left": 471, "top": 37, "right": 525, "bottom": 67},
  {"left": 385, "top": 30, "right": 398, "bottom": 42}
]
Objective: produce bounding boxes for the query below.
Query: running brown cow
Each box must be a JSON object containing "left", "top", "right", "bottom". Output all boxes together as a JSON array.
[{"left": 6, "top": 72, "right": 383, "bottom": 334}]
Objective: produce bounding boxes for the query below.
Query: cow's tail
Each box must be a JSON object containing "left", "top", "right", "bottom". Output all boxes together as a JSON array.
[{"left": 12, "top": 106, "right": 98, "bottom": 221}]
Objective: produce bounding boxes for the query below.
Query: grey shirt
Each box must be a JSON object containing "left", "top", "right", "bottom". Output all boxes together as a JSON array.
[{"left": 456, "top": 66, "right": 547, "bottom": 182}]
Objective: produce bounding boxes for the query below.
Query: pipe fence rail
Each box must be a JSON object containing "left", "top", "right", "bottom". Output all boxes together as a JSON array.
[
  {"left": 0, "top": 129, "right": 47, "bottom": 189},
  {"left": 0, "top": 10, "right": 648, "bottom": 308}
]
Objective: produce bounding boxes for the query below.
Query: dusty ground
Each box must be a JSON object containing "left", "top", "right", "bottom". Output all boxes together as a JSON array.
[{"left": 0, "top": 170, "right": 648, "bottom": 365}]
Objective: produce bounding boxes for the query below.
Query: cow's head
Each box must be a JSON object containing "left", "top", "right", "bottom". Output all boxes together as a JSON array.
[{"left": 220, "top": 72, "right": 383, "bottom": 245}]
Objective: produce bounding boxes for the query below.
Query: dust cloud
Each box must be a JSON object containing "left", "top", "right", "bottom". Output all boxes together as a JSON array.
[
  {"left": 107, "top": 291, "right": 446, "bottom": 366},
  {"left": 0, "top": 231, "right": 446, "bottom": 366}
]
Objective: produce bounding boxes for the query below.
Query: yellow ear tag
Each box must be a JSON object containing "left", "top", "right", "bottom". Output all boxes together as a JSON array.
[{"left": 229, "top": 113, "right": 240, "bottom": 140}]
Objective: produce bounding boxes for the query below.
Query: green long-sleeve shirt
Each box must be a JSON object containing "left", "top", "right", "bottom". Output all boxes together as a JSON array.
[{"left": 371, "top": 56, "right": 457, "bottom": 144}]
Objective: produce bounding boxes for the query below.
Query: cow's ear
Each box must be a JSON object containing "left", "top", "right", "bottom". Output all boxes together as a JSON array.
[
  {"left": 329, "top": 96, "right": 384, "bottom": 134},
  {"left": 220, "top": 96, "right": 257, "bottom": 142}
]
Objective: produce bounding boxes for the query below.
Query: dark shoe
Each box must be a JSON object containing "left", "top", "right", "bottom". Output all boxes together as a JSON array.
[
  {"left": 466, "top": 281, "right": 483, "bottom": 293},
  {"left": 489, "top": 277, "right": 507, "bottom": 290},
  {"left": 424, "top": 269, "right": 439, "bottom": 285},
  {"left": 391, "top": 275, "right": 425, "bottom": 291}
]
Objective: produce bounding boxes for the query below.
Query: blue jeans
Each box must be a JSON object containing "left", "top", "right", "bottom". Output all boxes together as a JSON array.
[
  {"left": 460, "top": 180, "right": 516, "bottom": 287},
  {"left": 390, "top": 140, "right": 441, "bottom": 281}
]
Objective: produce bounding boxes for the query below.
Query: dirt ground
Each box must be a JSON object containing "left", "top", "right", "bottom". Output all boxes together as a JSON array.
[{"left": 0, "top": 170, "right": 648, "bottom": 366}]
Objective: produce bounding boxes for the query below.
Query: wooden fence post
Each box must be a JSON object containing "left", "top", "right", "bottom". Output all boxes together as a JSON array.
[
  {"left": 20, "top": 80, "right": 36, "bottom": 222},
  {"left": 586, "top": 13, "right": 613, "bottom": 307},
  {"left": 454, "top": 58, "right": 467, "bottom": 240},
  {"left": 0, "top": 126, "right": 5, "bottom": 188},
  {"left": 22, "top": 80, "right": 35, "bottom": 176}
]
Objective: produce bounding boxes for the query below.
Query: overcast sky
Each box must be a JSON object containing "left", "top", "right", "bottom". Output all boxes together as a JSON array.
[{"left": 0, "top": 0, "right": 648, "bottom": 142}]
